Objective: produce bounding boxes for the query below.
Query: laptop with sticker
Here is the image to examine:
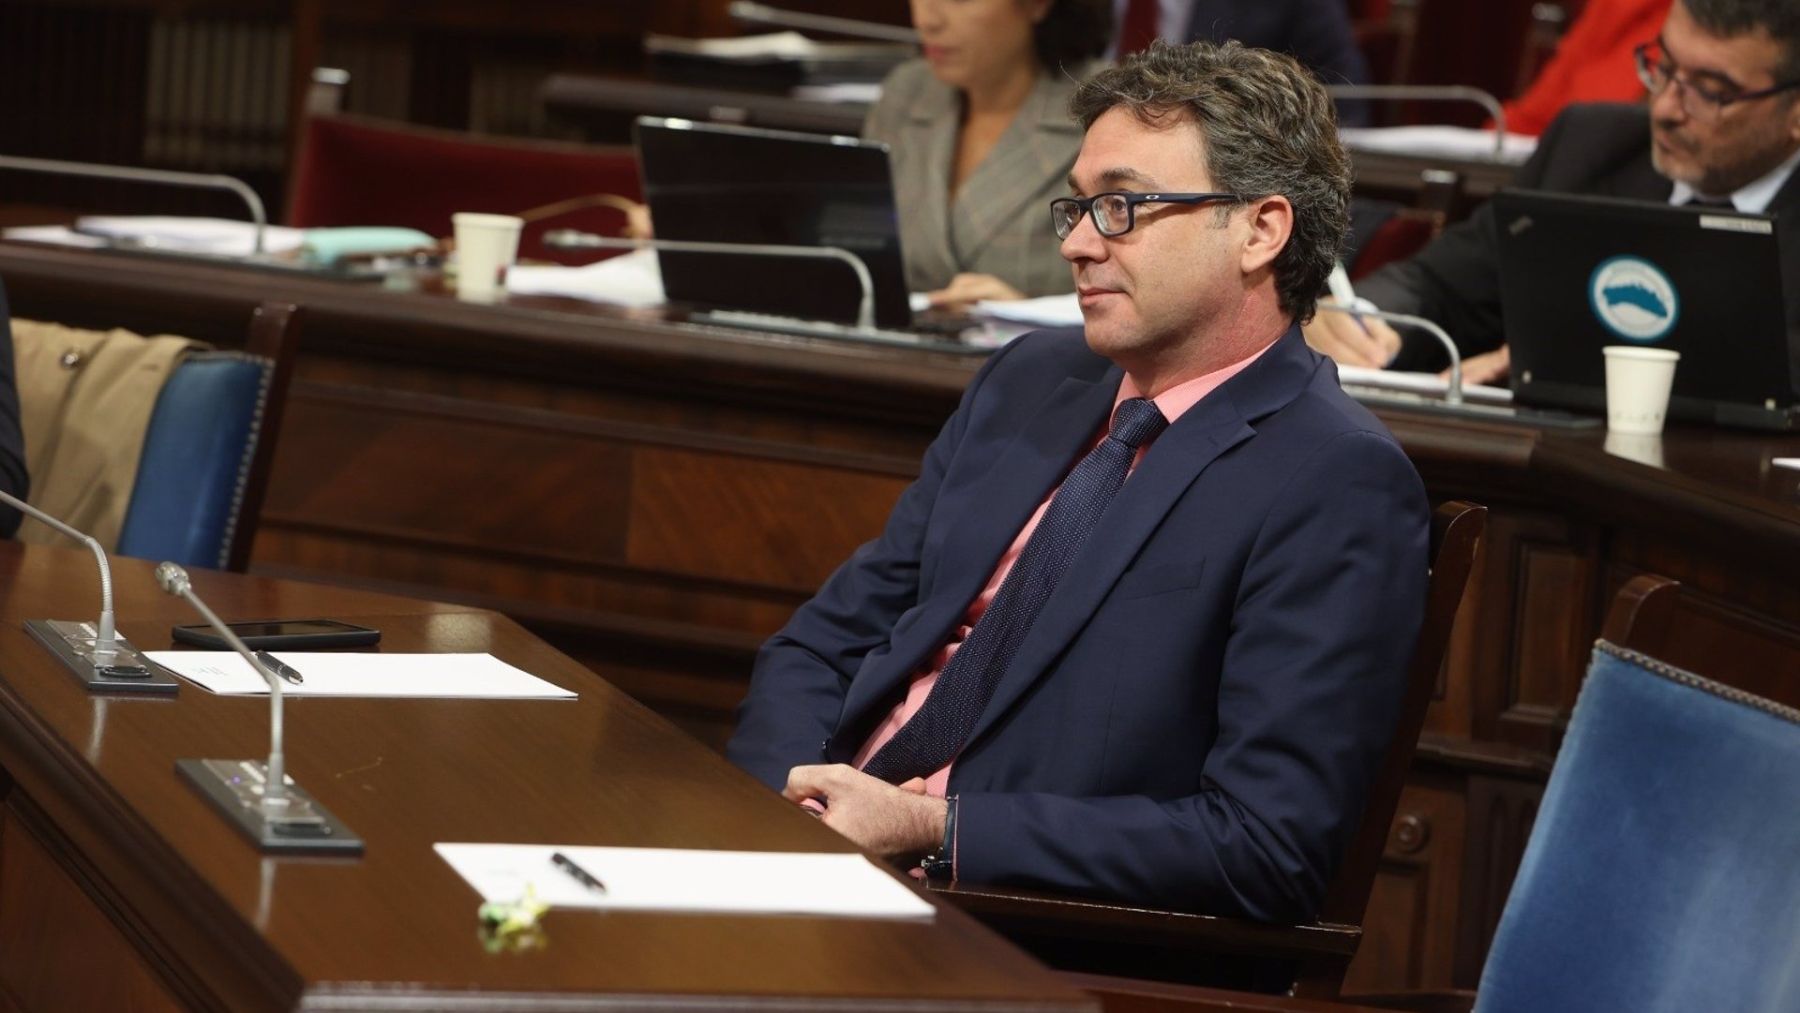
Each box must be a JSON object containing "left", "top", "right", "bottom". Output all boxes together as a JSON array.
[{"left": 1495, "top": 188, "right": 1799, "bottom": 431}]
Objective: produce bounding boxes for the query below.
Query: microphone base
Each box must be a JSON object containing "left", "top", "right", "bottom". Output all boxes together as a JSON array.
[
  {"left": 25, "top": 619, "right": 180, "bottom": 695},
  {"left": 177, "top": 758, "right": 364, "bottom": 854}
]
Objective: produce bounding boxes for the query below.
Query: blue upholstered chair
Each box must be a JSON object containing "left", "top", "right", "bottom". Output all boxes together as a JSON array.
[
  {"left": 114, "top": 302, "right": 300, "bottom": 572},
  {"left": 1473, "top": 635, "right": 1800, "bottom": 1013}
]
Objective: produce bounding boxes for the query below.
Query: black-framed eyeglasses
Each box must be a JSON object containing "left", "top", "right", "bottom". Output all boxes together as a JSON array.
[
  {"left": 1050, "top": 191, "right": 1248, "bottom": 240},
  {"left": 1634, "top": 39, "right": 1800, "bottom": 121}
]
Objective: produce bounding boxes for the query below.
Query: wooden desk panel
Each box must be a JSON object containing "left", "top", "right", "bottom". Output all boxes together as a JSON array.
[
  {"left": 0, "top": 542, "right": 1091, "bottom": 1012},
  {"left": 5, "top": 240, "right": 1800, "bottom": 994}
]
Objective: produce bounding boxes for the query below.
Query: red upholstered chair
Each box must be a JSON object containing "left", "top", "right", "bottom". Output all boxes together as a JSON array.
[{"left": 285, "top": 113, "right": 640, "bottom": 264}]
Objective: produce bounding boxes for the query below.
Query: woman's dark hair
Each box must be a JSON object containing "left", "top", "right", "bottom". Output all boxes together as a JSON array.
[{"left": 1034, "top": 0, "right": 1113, "bottom": 73}]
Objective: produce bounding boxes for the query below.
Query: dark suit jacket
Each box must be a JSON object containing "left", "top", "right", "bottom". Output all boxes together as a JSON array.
[
  {"left": 1360, "top": 102, "right": 1800, "bottom": 372},
  {"left": 1183, "top": 0, "right": 1370, "bottom": 125},
  {"left": 727, "top": 326, "right": 1429, "bottom": 921},
  {"left": 0, "top": 280, "right": 28, "bottom": 537}
]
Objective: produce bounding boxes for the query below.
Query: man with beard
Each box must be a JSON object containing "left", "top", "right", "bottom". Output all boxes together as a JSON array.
[{"left": 1304, "top": 0, "right": 1800, "bottom": 383}]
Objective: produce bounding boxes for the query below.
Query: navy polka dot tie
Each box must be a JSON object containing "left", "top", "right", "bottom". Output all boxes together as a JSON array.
[{"left": 861, "top": 397, "right": 1169, "bottom": 784}]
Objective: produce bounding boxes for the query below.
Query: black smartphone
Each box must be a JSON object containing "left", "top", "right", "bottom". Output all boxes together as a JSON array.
[{"left": 169, "top": 618, "right": 381, "bottom": 650}]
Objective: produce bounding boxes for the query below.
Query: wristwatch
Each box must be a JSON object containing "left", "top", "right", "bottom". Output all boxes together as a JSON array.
[{"left": 919, "top": 794, "right": 958, "bottom": 881}]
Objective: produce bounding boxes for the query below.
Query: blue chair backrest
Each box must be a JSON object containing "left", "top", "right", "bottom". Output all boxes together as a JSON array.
[
  {"left": 1474, "top": 641, "right": 1800, "bottom": 1013},
  {"left": 115, "top": 351, "right": 272, "bottom": 570}
]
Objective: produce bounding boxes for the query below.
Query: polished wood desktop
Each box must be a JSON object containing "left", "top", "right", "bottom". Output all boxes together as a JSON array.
[
  {"left": 0, "top": 541, "right": 1098, "bottom": 1012},
  {"left": 3, "top": 238, "right": 1799, "bottom": 996}
]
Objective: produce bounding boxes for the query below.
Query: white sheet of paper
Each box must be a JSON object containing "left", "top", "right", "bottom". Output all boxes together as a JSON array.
[
  {"left": 435, "top": 843, "right": 935, "bottom": 920},
  {"left": 505, "top": 249, "right": 665, "bottom": 307},
  {"left": 971, "top": 292, "right": 1084, "bottom": 328},
  {"left": 144, "top": 652, "right": 576, "bottom": 699}
]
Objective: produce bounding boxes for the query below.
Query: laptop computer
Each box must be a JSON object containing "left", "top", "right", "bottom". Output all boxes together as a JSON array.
[
  {"left": 636, "top": 115, "right": 974, "bottom": 344},
  {"left": 1495, "top": 188, "right": 1799, "bottom": 430}
]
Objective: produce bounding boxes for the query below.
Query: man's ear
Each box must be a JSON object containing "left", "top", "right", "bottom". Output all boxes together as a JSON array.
[{"left": 1239, "top": 194, "right": 1293, "bottom": 276}]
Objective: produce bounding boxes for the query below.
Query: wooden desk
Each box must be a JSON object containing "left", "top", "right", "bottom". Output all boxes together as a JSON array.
[
  {"left": 0, "top": 541, "right": 1095, "bottom": 1012},
  {"left": 4, "top": 239, "right": 1799, "bottom": 996}
]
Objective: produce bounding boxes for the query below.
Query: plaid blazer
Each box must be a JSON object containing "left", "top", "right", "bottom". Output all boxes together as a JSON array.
[{"left": 863, "top": 59, "right": 1088, "bottom": 298}]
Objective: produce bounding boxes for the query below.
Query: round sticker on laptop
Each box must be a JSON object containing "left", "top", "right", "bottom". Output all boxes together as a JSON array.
[{"left": 1588, "top": 255, "right": 1679, "bottom": 342}]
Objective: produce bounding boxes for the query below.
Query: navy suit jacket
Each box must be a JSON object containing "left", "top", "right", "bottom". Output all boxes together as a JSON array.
[
  {"left": 0, "top": 280, "right": 28, "bottom": 537},
  {"left": 727, "top": 325, "right": 1428, "bottom": 921}
]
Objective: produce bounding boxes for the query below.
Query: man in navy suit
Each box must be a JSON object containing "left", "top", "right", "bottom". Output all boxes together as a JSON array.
[{"left": 727, "top": 42, "right": 1428, "bottom": 923}]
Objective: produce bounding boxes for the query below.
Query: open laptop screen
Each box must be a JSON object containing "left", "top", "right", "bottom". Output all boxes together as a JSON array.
[
  {"left": 1496, "top": 188, "right": 1797, "bottom": 430},
  {"left": 635, "top": 116, "right": 910, "bottom": 328}
]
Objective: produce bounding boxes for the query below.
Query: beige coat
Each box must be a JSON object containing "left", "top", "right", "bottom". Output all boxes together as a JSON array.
[
  {"left": 863, "top": 59, "right": 1087, "bottom": 298},
  {"left": 13, "top": 319, "right": 202, "bottom": 550}
]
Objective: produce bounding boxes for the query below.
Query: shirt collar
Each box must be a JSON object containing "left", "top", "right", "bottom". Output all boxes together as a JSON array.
[
  {"left": 1668, "top": 143, "right": 1800, "bottom": 214},
  {"left": 1114, "top": 337, "right": 1278, "bottom": 425}
]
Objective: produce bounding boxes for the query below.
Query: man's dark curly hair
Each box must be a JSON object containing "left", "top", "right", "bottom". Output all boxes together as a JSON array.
[{"left": 1070, "top": 41, "right": 1351, "bottom": 323}]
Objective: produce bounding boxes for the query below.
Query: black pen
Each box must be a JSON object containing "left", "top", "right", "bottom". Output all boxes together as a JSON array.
[
  {"left": 254, "top": 651, "right": 305, "bottom": 686},
  {"left": 551, "top": 850, "right": 607, "bottom": 894}
]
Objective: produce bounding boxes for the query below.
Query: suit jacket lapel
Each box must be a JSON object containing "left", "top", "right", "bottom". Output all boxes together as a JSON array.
[
  {"left": 836, "top": 366, "right": 1121, "bottom": 734},
  {"left": 959, "top": 327, "right": 1323, "bottom": 753}
]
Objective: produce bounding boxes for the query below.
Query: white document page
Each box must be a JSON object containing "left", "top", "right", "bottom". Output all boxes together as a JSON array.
[
  {"left": 505, "top": 248, "right": 665, "bottom": 307},
  {"left": 144, "top": 652, "right": 576, "bottom": 700},
  {"left": 434, "top": 843, "right": 935, "bottom": 920}
]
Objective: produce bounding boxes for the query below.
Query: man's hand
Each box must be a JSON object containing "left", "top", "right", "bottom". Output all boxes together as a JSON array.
[
  {"left": 1453, "top": 345, "right": 1510, "bottom": 386},
  {"left": 1304, "top": 300, "right": 1402, "bottom": 368},
  {"left": 783, "top": 764, "right": 947, "bottom": 860},
  {"left": 926, "top": 273, "right": 1025, "bottom": 310}
]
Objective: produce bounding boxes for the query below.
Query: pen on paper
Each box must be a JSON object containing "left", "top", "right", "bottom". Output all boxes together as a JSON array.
[
  {"left": 552, "top": 851, "right": 607, "bottom": 894},
  {"left": 254, "top": 651, "right": 304, "bottom": 686}
]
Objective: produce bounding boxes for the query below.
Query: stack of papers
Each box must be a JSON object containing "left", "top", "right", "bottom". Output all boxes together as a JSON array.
[
  {"left": 71, "top": 216, "right": 307, "bottom": 255},
  {"left": 505, "top": 248, "right": 665, "bottom": 307},
  {"left": 143, "top": 652, "right": 577, "bottom": 699},
  {"left": 435, "top": 843, "right": 935, "bottom": 919},
  {"left": 645, "top": 31, "right": 907, "bottom": 64}
]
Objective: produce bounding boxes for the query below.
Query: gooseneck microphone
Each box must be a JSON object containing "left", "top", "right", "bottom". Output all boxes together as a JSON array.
[
  {"left": 1316, "top": 302, "right": 1466, "bottom": 405},
  {"left": 154, "top": 561, "right": 362, "bottom": 853},
  {"left": 0, "top": 489, "right": 175, "bottom": 693},
  {"left": 154, "top": 562, "right": 286, "bottom": 802}
]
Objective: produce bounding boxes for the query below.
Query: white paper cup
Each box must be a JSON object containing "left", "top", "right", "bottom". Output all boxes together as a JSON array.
[
  {"left": 1602, "top": 346, "right": 1680, "bottom": 435},
  {"left": 452, "top": 212, "right": 523, "bottom": 301}
]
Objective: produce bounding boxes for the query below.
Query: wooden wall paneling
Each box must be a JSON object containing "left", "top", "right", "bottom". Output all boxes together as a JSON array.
[
  {"left": 0, "top": 802, "right": 185, "bottom": 1013},
  {"left": 1451, "top": 774, "right": 1543, "bottom": 988},
  {"left": 1473, "top": 510, "right": 1599, "bottom": 752},
  {"left": 1341, "top": 772, "right": 1467, "bottom": 993}
]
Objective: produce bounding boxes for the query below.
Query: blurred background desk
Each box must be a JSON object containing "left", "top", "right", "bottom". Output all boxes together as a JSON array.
[
  {"left": 0, "top": 541, "right": 1094, "bottom": 1012},
  {"left": 4, "top": 239, "right": 1800, "bottom": 996}
]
